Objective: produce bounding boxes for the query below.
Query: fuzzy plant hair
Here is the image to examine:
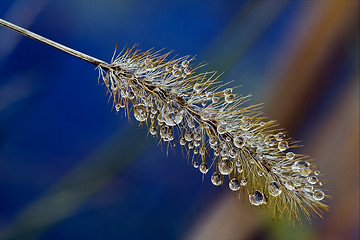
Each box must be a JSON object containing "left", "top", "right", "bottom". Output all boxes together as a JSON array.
[{"left": 0, "top": 18, "right": 329, "bottom": 221}]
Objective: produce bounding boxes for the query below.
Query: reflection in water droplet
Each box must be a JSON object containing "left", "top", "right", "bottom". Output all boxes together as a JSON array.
[
  {"left": 161, "top": 102, "right": 184, "bottom": 126},
  {"left": 278, "top": 141, "right": 288, "bottom": 151},
  {"left": 286, "top": 152, "right": 295, "bottom": 160},
  {"left": 225, "top": 94, "right": 235, "bottom": 103},
  {"left": 134, "top": 105, "right": 148, "bottom": 122},
  {"left": 233, "top": 136, "right": 245, "bottom": 148},
  {"left": 199, "top": 163, "right": 209, "bottom": 174},
  {"left": 193, "top": 161, "right": 199, "bottom": 168},
  {"left": 307, "top": 175, "right": 318, "bottom": 184},
  {"left": 211, "top": 172, "right": 223, "bottom": 186},
  {"left": 313, "top": 190, "right": 325, "bottom": 201},
  {"left": 218, "top": 158, "right": 233, "bottom": 175},
  {"left": 217, "top": 125, "right": 226, "bottom": 135},
  {"left": 268, "top": 181, "right": 282, "bottom": 197},
  {"left": 249, "top": 190, "right": 264, "bottom": 206},
  {"left": 229, "top": 178, "right": 240, "bottom": 191}
]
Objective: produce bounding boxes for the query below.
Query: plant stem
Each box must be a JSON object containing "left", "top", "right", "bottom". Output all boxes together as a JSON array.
[{"left": 0, "top": 18, "right": 109, "bottom": 68}]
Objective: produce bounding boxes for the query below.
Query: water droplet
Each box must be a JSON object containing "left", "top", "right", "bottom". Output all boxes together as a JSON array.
[
  {"left": 181, "top": 60, "right": 189, "bottom": 68},
  {"left": 128, "top": 91, "right": 135, "bottom": 99},
  {"left": 188, "top": 142, "right": 194, "bottom": 149},
  {"left": 218, "top": 158, "right": 234, "bottom": 175},
  {"left": 211, "top": 172, "right": 223, "bottom": 186},
  {"left": 150, "top": 127, "right": 157, "bottom": 135},
  {"left": 223, "top": 88, "right": 233, "bottom": 95},
  {"left": 259, "top": 121, "right": 265, "bottom": 126},
  {"left": 212, "top": 96, "right": 220, "bottom": 103},
  {"left": 249, "top": 190, "right": 265, "bottom": 206},
  {"left": 193, "top": 83, "right": 202, "bottom": 93},
  {"left": 134, "top": 105, "right": 148, "bottom": 122},
  {"left": 193, "top": 161, "right": 199, "bottom": 168},
  {"left": 194, "top": 132, "right": 201, "bottom": 141},
  {"left": 233, "top": 136, "right": 244, "bottom": 148},
  {"left": 240, "top": 179, "right": 247, "bottom": 186},
  {"left": 275, "top": 132, "right": 286, "bottom": 141},
  {"left": 172, "top": 69, "right": 181, "bottom": 77},
  {"left": 184, "top": 67, "right": 191, "bottom": 75},
  {"left": 209, "top": 137, "right": 218, "bottom": 146},
  {"left": 185, "top": 132, "right": 193, "bottom": 142},
  {"left": 115, "top": 103, "right": 121, "bottom": 112},
  {"left": 194, "top": 141, "right": 200, "bottom": 147},
  {"left": 199, "top": 163, "right": 209, "bottom": 174},
  {"left": 268, "top": 181, "right": 282, "bottom": 197},
  {"left": 200, "top": 147, "right": 206, "bottom": 155},
  {"left": 286, "top": 152, "right": 295, "bottom": 160},
  {"left": 292, "top": 160, "right": 310, "bottom": 171},
  {"left": 278, "top": 141, "right": 288, "bottom": 151},
  {"left": 179, "top": 137, "right": 186, "bottom": 145},
  {"left": 217, "top": 125, "right": 226, "bottom": 135},
  {"left": 229, "top": 178, "right": 240, "bottom": 191},
  {"left": 284, "top": 181, "right": 295, "bottom": 191},
  {"left": 161, "top": 102, "right": 184, "bottom": 126},
  {"left": 313, "top": 190, "right": 325, "bottom": 201},
  {"left": 299, "top": 167, "right": 312, "bottom": 177},
  {"left": 314, "top": 170, "right": 320, "bottom": 176},
  {"left": 307, "top": 175, "right": 318, "bottom": 184},
  {"left": 265, "top": 135, "right": 276, "bottom": 146},
  {"left": 225, "top": 94, "right": 235, "bottom": 103},
  {"left": 187, "top": 117, "right": 195, "bottom": 128},
  {"left": 160, "top": 126, "right": 167, "bottom": 138}
]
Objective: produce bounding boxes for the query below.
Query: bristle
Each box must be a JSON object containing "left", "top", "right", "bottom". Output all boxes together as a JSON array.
[{"left": 98, "top": 46, "right": 328, "bottom": 222}]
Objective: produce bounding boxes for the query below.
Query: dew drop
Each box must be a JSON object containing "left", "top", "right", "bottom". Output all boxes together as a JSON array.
[
  {"left": 193, "top": 83, "right": 202, "bottom": 93},
  {"left": 209, "top": 137, "right": 218, "bottom": 146},
  {"left": 185, "top": 132, "right": 193, "bottom": 142},
  {"left": 181, "top": 60, "right": 189, "bottom": 68},
  {"left": 217, "top": 125, "right": 227, "bottom": 135},
  {"left": 115, "top": 103, "right": 121, "bottom": 112},
  {"left": 199, "top": 163, "right": 209, "bottom": 174},
  {"left": 194, "top": 141, "right": 200, "bottom": 147},
  {"left": 240, "top": 179, "right": 247, "bottom": 186},
  {"left": 275, "top": 132, "right": 286, "bottom": 141},
  {"left": 307, "top": 175, "right": 318, "bottom": 184},
  {"left": 212, "top": 96, "right": 220, "bottom": 103},
  {"left": 313, "top": 190, "right": 325, "bottom": 201},
  {"left": 291, "top": 160, "right": 310, "bottom": 171},
  {"left": 218, "top": 158, "right": 234, "bottom": 175},
  {"left": 268, "top": 181, "right": 282, "bottom": 197},
  {"left": 286, "top": 152, "right": 295, "bottom": 160},
  {"left": 225, "top": 94, "right": 235, "bottom": 103},
  {"left": 314, "top": 170, "right": 320, "bottom": 176},
  {"left": 278, "top": 141, "right": 288, "bottom": 151},
  {"left": 179, "top": 137, "right": 186, "bottom": 145},
  {"left": 161, "top": 102, "right": 184, "bottom": 126},
  {"left": 211, "top": 172, "right": 223, "bottom": 186},
  {"left": 223, "top": 88, "right": 233, "bottom": 95},
  {"left": 150, "top": 127, "right": 157, "bottom": 135},
  {"left": 299, "top": 167, "right": 312, "bottom": 177},
  {"left": 193, "top": 161, "right": 199, "bottom": 168},
  {"left": 229, "top": 178, "right": 240, "bottom": 191},
  {"left": 134, "top": 105, "right": 148, "bottom": 122},
  {"left": 249, "top": 190, "right": 265, "bottom": 206}
]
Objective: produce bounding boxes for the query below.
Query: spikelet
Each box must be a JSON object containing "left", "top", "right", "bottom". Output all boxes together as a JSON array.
[
  {"left": 0, "top": 18, "right": 328, "bottom": 222},
  {"left": 97, "top": 46, "right": 329, "bottom": 221}
]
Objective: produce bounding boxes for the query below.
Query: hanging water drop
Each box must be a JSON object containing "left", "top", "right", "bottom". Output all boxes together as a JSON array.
[
  {"left": 218, "top": 158, "right": 233, "bottom": 175},
  {"left": 229, "top": 178, "right": 240, "bottom": 191},
  {"left": 161, "top": 102, "right": 184, "bottom": 126},
  {"left": 268, "top": 181, "right": 282, "bottom": 197},
  {"left": 313, "top": 190, "right": 325, "bottom": 201},
  {"left": 249, "top": 190, "right": 265, "bottom": 206},
  {"left": 211, "top": 172, "right": 223, "bottom": 186},
  {"left": 134, "top": 105, "right": 148, "bottom": 122}
]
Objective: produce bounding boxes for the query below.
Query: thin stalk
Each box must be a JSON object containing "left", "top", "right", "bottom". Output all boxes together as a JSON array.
[{"left": 0, "top": 18, "right": 109, "bottom": 68}]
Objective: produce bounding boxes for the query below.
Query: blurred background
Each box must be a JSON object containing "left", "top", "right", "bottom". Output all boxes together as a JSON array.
[{"left": 0, "top": 0, "right": 358, "bottom": 239}]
